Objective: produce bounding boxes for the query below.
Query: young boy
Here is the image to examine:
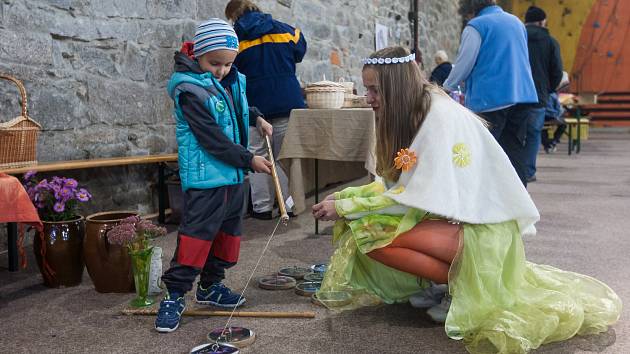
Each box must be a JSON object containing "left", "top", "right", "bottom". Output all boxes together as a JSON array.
[{"left": 156, "top": 18, "right": 272, "bottom": 333}]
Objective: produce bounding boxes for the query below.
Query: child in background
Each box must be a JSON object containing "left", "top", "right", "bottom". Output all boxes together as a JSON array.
[
  {"left": 542, "top": 71, "right": 570, "bottom": 153},
  {"left": 541, "top": 91, "right": 567, "bottom": 153},
  {"left": 155, "top": 18, "right": 273, "bottom": 333}
]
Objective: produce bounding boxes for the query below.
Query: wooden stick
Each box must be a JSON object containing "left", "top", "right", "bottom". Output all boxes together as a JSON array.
[
  {"left": 265, "top": 135, "right": 289, "bottom": 224},
  {"left": 122, "top": 308, "right": 315, "bottom": 318}
]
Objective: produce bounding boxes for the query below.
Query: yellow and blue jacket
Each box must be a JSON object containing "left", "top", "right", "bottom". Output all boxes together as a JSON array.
[{"left": 234, "top": 10, "right": 307, "bottom": 119}]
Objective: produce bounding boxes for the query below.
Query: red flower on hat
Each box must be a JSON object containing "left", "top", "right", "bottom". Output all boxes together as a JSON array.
[{"left": 180, "top": 41, "right": 195, "bottom": 59}]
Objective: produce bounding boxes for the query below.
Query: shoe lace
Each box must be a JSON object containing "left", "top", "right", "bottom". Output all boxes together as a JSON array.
[
  {"left": 211, "top": 283, "right": 231, "bottom": 294},
  {"left": 158, "top": 298, "right": 183, "bottom": 318}
]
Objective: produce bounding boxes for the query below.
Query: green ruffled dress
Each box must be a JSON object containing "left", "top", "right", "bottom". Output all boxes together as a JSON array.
[{"left": 318, "top": 181, "right": 622, "bottom": 354}]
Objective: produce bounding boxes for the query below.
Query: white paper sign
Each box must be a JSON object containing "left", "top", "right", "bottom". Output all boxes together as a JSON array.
[
  {"left": 285, "top": 196, "right": 295, "bottom": 210},
  {"left": 375, "top": 23, "right": 388, "bottom": 51}
]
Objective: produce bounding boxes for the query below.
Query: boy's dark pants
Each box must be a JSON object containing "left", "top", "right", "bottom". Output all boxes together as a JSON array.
[{"left": 162, "top": 184, "right": 244, "bottom": 295}]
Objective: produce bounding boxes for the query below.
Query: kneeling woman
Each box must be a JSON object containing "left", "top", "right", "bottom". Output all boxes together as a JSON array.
[{"left": 312, "top": 46, "right": 621, "bottom": 354}]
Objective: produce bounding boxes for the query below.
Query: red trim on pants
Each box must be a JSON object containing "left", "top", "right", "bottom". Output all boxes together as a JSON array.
[
  {"left": 177, "top": 234, "right": 213, "bottom": 268},
  {"left": 211, "top": 231, "right": 241, "bottom": 263}
]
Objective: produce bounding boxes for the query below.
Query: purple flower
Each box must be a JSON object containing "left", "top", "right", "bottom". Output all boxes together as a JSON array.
[
  {"left": 37, "top": 179, "right": 49, "bottom": 190},
  {"left": 64, "top": 178, "right": 78, "bottom": 188},
  {"left": 76, "top": 188, "right": 91, "bottom": 202},
  {"left": 53, "top": 202, "right": 65, "bottom": 213},
  {"left": 24, "top": 171, "right": 36, "bottom": 181},
  {"left": 59, "top": 187, "right": 73, "bottom": 201},
  {"left": 23, "top": 174, "right": 92, "bottom": 221}
]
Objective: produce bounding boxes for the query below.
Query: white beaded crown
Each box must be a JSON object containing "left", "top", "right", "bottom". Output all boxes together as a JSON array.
[{"left": 361, "top": 53, "right": 416, "bottom": 65}]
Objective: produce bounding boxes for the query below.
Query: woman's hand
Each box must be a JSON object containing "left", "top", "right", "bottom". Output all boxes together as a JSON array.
[
  {"left": 251, "top": 156, "right": 272, "bottom": 174},
  {"left": 312, "top": 200, "right": 339, "bottom": 221},
  {"left": 257, "top": 117, "right": 273, "bottom": 137},
  {"left": 323, "top": 193, "right": 336, "bottom": 201}
]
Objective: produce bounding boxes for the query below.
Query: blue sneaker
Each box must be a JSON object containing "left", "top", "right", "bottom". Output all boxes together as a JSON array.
[
  {"left": 196, "top": 283, "right": 246, "bottom": 308},
  {"left": 155, "top": 294, "right": 186, "bottom": 333}
]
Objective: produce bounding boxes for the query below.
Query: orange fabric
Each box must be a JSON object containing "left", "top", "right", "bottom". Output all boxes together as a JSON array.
[{"left": 0, "top": 173, "right": 42, "bottom": 268}]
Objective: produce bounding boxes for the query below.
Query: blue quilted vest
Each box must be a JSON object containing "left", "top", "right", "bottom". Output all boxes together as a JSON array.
[{"left": 167, "top": 71, "right": 249, "bottom": 191}]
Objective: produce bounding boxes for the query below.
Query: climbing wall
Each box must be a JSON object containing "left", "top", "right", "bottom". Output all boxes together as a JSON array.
[{"left": 570, "top": 0, "right": 630, "bottom": 93}]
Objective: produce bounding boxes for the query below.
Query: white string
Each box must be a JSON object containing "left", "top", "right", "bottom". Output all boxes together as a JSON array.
[{"left": 215, "top": 217, "right": 283, "bottom": 346}]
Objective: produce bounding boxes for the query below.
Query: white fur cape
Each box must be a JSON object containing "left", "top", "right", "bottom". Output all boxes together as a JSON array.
[{"left": 382, "top": 92, "right": 540, "bottom": 236}]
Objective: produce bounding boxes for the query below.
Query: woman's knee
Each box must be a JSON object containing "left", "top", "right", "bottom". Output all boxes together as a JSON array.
[{"left": 391, "top": 220, "right": 462, "bottom": 262}]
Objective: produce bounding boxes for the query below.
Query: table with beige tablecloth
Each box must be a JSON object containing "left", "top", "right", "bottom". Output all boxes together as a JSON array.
[{"left": 277, "top": 108, "right": 375, "bottom": 214}]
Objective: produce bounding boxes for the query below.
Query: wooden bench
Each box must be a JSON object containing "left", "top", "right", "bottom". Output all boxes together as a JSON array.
[
  {"left": 1, "top": 154, "right": 178, "bottom": 272},
  {"left": 543, "top": 116, "right": 590, "bottom": 156}
]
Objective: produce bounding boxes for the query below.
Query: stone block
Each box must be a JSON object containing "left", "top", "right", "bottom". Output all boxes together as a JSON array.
[
  {"left": 146, "top": 47, "right": 177, "bottom": 84},
  {"left": 27, "top": 79, "right": 90, "bottom": 131},
  {"left": 329, "top": 50, "right": 341, "bottom": 67},
  {"left": 195, "top": 0, "right": 226, "bottom": 20},
  {"left": 0, "top": 29, "right": 53, "bottom": 66},
  {"left": 121, "top": 42, "right": 149, "bottom": 82},
  {"left": 90, "top": 0, "right": 150, "bottom": 19},
  {"left": 147, "top": 0, "right": 197, "bottom": 19},
  {"left": 86, "top": 79, "right": 159, "bottom": 126},
  {"left": 138, "top": 20, "right": 196, "bottom": 48}
]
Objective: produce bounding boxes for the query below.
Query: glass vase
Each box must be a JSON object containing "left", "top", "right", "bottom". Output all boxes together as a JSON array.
[{"left": 129, "top": 246, "right": 155, "bottom": 307}]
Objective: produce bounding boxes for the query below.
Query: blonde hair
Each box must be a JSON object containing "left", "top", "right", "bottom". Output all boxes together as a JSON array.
[
  {"left": 225, "top": 0, "right": 261, "bottom": 22},
  {"left": 434, "top": 50, "right": 448, "bottom": 65},
  {"left": 364, "top": 46, "right": 433, "bottom": 182}
]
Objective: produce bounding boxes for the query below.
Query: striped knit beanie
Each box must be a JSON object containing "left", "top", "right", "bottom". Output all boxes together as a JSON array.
[{"left": 193, "top": 18, "right": 239, "bottom": 58}]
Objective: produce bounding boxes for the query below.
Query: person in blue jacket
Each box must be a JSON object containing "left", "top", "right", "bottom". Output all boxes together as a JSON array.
[
  {"left": 155, "top": 18, "right": 273, "bottom": 333},
  {"left": 226, "top": 0, "right": 307, "bottom": 219},
  {"left": 444, "top": 0, "right": 538, "bottom": 186}
]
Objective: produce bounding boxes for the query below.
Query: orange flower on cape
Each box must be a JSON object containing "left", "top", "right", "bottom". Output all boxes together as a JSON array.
[{"left": 393, "top": 148, "right": 417, "bottom": 171}]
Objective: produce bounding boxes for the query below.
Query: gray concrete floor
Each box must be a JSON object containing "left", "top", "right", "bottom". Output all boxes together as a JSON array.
[{"left": 1, "top": 128, "right": 629, "bottom": 353}]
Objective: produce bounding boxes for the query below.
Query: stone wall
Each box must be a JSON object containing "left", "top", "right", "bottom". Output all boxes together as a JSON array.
[{"left": 0, "top": 0, "right": 460, "bottom": 250}]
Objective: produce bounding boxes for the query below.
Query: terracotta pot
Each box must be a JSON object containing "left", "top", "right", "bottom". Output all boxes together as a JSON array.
[
  {"left": 84, "top": 211, "right": 138, "bottom": 293},
  {"left": 34, "top": 216, "right": 86, "bottom": 288}
]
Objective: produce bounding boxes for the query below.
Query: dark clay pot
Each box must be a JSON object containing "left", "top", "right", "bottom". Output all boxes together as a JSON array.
[
  {"left": 84, "top": 211, "right": 138, "bottom": 293},
  {"left": 34, "top": 216, "right": 86, "bottom": 288}
]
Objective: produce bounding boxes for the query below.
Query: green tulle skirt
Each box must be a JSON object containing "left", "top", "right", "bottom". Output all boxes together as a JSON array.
[{"left": 318, "top": 215, "right": 622, "bottom": 353}]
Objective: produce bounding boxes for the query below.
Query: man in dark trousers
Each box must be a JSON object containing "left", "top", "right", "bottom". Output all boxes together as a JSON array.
[
  {"left": 523, "top": 6, "right": 563, "bottom": 182},
  {"left": 444, "top": 0, "right": 538, "bottom": 186}
]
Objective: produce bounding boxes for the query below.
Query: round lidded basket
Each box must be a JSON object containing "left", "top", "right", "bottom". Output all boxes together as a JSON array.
[
  {"left": 0, "top": 73, "right": 42, "bottom": 169},
  {"left": 305, "top": 80, "right": 345, "bottom": 109}
]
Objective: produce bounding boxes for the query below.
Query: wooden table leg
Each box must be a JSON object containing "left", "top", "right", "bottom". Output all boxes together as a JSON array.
[
  {"left": 567, "top": 123, "right": 573, "bottom": 156},
  {"left": 576, "top": 111, "right": 582, "bottom": 154},
  {"left": 314, "top": 159, "right": 319, "bottom": 235},
  {"left": 158, "top": 162, "right": 166, "bottom": 224},
  {"left": 7, "top": 222, "right": 18, "bottom": 272}
]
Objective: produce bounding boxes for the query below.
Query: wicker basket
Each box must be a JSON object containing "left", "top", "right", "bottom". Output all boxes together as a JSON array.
[
  {"left": 305, "top": 80, "right": 345, "bottom": 109},
  {"left": 342, "top": 95, "right": 371, "bottom": 108},
  {"left": 0, "top": 74, "right": 41, "bottom": 169},
  {"left": 338, "top": 78, "right": 354, "bottom": 97}
]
